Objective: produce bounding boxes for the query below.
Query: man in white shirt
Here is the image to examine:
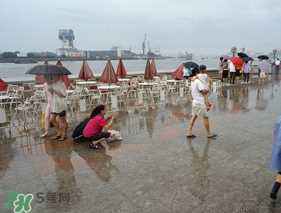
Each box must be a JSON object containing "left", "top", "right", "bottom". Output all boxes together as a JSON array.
[
  {"left": 186, "top": 69, "right": 217, "bottom": 139},
  {"left": 229, "top": 60, "right": 236, "bottom": 84}
]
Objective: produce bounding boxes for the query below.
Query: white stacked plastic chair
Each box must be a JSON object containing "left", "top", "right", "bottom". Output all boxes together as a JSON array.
[{"left": 88, "top": 89, "right": 101, "bottom": 108}]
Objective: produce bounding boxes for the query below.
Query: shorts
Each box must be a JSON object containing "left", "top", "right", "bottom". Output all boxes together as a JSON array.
[
  {"left": 192, "top": 102, "right": 208, "bottom": 118},
  {"left": 51, "top": 110, "right": 66, "bottom": 117},
  {"left": 222, "top": 69, "right": 229, "bottom": 78},
  {"left": 235, "top": 69, "right": 241, "bottom": 77}
]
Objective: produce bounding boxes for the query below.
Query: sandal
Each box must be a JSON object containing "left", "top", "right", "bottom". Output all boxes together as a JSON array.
[
  {"left": 58, "top": 136, "right": 67, "bottom": 141},
  {"left": 40, "top": 133, "right": 48, "bottom": 138},
  {"left": 186, "top": 134, "right": 196, "bottom": 138},
  {"left": 207, "top": 134, "right": 217, "bottom": 139},
  {"left": 51, "top": 135, "right": 61, "bottom": 140}
]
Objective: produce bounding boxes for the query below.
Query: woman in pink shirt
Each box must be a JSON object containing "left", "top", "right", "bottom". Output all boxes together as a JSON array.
[{"left": 83, "top": 105, "right": 112, "bottom": 149}]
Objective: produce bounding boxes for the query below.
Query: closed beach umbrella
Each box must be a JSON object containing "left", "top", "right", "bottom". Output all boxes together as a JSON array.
[
  {"left": 144, "top": 59, "right": 154, "bottom": 80},
  {"left": 0, "top": 78, "right": 7, "bottom": 91},
  {"left": 56, "top": 60, "right": 71, "bottom": 88},
  {"left": 26, "top": 64, "right": 71, "bottom": 75},
  {"left": 116, "top": 58, "right": 127, "bottom": 78},
  {"left": 231, "top": 56, "right": 244, "bottom": 70},
  {"left": 171, "top": 64, "right": 184, "bottom": 80},
  {"left": 258, "top": 55, "right": 269, "bottom": 60},
  {"left": 150, "top": 58, "right": 158, "bottom": 76},
  {"left": 56, "top": 60, "right": 63, "bottom": 67},
  {"left": 78, "top": 60, "right": 94, "bottom": 81},
  {"left": 100, "top": 60, "right": 118, "bottom": 84}
]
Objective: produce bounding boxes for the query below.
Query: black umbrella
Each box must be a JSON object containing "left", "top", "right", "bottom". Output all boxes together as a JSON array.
[
  {"left": 26, "top": 64, "right": 72, "bottom": 75},
  {"left": 238, "top": 52, "right": 249, "bottom": 58},
  {"left": 183, "top": 61, "right": 199, "bottom": 70},
  {"left": 258, "top": 55, "right": 269, "bottom": 60},
  {"left": 241, "top": 56, "right": 254, "bottom": 62}
]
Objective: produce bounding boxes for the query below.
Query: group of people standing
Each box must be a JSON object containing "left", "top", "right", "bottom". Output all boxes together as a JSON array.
[{"left": 219, "top": 56, "right": 271, "bottom": 84}]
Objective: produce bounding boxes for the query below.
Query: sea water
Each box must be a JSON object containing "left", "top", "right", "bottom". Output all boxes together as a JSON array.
[{"left": 0, "top": 57, "right": 219, "bottom": 82}]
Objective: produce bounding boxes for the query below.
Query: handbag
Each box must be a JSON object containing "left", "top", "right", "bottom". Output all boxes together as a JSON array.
[{"left": 107, "top": 130, "right": 123, "bottom": 142}]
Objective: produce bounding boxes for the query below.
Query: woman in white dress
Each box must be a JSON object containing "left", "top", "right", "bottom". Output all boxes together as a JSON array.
[
  {"left": 47, "top": 75, "right": 68, "bottom": 141},
  {"left": 41, "top": 80, "right": 53, "bottom": 138}
]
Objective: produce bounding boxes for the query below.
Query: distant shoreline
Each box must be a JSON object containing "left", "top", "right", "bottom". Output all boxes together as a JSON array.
[{"left": 0, "top": 56, "right": 174, "bottom": 64}]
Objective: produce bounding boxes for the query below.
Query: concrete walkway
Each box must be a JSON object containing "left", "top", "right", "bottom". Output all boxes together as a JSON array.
[{"left": 1, "top": 78, "right": 281, "bottom": 212}]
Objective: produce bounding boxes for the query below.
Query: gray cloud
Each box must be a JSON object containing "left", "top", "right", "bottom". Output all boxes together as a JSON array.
[{"left": 0, "top": 0, "right": 280, "bottom": 54}]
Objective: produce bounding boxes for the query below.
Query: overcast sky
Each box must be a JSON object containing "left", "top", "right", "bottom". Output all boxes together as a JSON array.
[{"left": 0, "top": 0, "right": 280, "bottom": 55}]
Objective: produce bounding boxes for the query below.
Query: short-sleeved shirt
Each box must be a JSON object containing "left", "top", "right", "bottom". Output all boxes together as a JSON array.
[
  {"left": 49, "top": 80, "right": 67, "bottom": 113},
  {"left": 83, "top": 115, "right": 107, "bottom": 138},
  {"left": 243, "top": 63, "right": 251, "bottom": 73},
  {"left": 197, "top": 73, "right": 209, "bottom": 90},
  {"left": 191, "top": 79, "right": 205, "bottom": 105},
  {"left": 229, "top": 61, "right": 236, "bottom": 73}
]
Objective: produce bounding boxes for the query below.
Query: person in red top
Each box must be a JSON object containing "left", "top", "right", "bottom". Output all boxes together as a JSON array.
[{"left": 83, "top": 105, "right": 112, "bottom": 149}]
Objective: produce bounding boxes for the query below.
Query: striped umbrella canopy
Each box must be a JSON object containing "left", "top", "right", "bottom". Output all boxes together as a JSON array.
[
  {"left": 144, "top": 59, "right": 154, "bottom": 80},
  {"left": 116, "top": 58, "right": 127, "bottom": 78},
  {"left": 78, "top": 60, "right": 94, "bottom": 81},
  {"left": 100, "top": 60, "right": 118, "bottom": 84},
  {"left": 150, "top": 58, "right": 158, "bottom": 76},
  {"left": 171, "top": 64, "right": 184, "bottom": 80}
]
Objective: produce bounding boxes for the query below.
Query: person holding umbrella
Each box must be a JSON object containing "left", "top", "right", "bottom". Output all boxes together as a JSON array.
[
  {"left": 47, "top": 75, "right": 68, "bottom": 141},
  {"left": 26, "top": 64, "right": 71, "bottom": 141},
  {"left": 242, "top": 59, "right": 252, "bottom": 83},
  {"left": 40, "top": 77, "right": 54, "bottom": 138},
  {"left": 258, "top": 55, "right": 270, "bottom": 81}
]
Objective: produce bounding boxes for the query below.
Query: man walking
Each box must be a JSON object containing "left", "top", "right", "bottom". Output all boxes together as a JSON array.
[{"left": 186, "top": 67, "right": 217, "bottom": 139}]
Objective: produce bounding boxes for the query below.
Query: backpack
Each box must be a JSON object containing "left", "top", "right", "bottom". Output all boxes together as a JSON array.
[{"left": 72, "top": 117, "right": 90, "bottom": 141}]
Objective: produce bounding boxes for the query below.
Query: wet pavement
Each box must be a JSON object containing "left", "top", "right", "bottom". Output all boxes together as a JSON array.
[{"left": 1, "top": 77, "right": 281, "bottom": 213}]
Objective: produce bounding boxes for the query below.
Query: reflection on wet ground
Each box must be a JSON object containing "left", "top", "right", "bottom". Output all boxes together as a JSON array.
[{"left": 1, "top": 76, "right": 281, "bottom": 212}]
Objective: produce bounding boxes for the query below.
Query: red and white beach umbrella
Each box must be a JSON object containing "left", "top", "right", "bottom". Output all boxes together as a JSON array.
[
  {"left": 116, "top": 58, "right": 128, "bottom": 78},
  {"left": 0, "top": 78, "right": 7, "bottom": 91},
  {"left": 150, "top": 58, "right": 158, "bottom": 76},
  {"left": 171, "top": 64, "right": 184, "bottom": 80},
  {"left": 78, "top": 60, "right": 94, "bottom": 81},
  {"left": 100, "top": 60, "right": 118, "bottom": 84},
  {"left": 144, "top": 59, "right": 154, "bottom": 80}
]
